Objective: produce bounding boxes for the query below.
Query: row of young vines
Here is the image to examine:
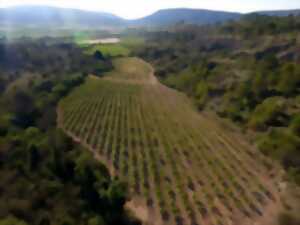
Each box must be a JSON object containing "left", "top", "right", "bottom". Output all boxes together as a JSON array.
[{"left": 59, "top": 58, "right": 280, "bottom": 225}]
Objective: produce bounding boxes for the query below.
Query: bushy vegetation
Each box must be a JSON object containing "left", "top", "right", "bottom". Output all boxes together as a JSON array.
[
  {"left": 0, "top": 38, "right": 138, "bottom": 225},
  {"left": 222, "top": 14, "right": 300, "bottom": 37},
  {"left": 133, "top": 14, "right": 300, "bottom": 185},
  {"left": 0, "top": 37, "right": 112, "bottom": 88},
  {"left": 0, "top": 128, "right": 135, "bottom": 225}
]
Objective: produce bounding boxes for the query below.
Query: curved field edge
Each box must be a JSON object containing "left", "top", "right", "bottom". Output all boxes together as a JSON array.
[{"left": 57, "top": 57, "right": 284, "bottom": 225}]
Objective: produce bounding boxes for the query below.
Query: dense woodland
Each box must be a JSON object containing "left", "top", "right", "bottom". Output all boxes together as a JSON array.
[
  {"left": 134, "top": 14, "right": 300, "bottom": 187},
  {"left": 0, "top": 39, "right": 138, "bottom": 225}
]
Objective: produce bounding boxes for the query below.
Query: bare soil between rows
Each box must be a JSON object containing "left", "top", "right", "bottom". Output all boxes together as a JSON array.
[{"left": 57, "top": 58, "right": 284, "bottom": 225}]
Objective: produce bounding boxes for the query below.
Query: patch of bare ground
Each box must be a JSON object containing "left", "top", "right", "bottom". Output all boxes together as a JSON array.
[{"left": 125, "top": 197, "right": 155, "bottom": 225}]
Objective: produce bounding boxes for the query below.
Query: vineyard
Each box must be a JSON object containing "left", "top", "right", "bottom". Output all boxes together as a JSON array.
[{"left": 58, "top": 57, "right": 281, "bottom": 225}]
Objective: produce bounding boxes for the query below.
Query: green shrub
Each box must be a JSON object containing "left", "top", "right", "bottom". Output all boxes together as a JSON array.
[
  {"left": 257, "top": 129, "right": 300, "bottom": 184},
  {"left": 277, "top": 63, "right": 300, "bottom": 96},
  {"left": 290, "top": 115, "right": 300, "bottom": 136},
  {"left": 195, "top": 81, "right": 209, "bottom": 108},
  {"left": 287, "top": 167, "right": 300, "bottom": 185},
  {"left": 278, "top": 212, "right": 300, "bottom": 225},
  {"left": 88, "top": 216, "right": 105, "bottom": 225},
  {"left": 257, "top": 129, "right": 300, "bottom": 161},
  {"left": 248, "top": 97, "right": 286, "bottom": 130},
  {"left": 0, "top": 217, "right": 28, "bottom": 225}
]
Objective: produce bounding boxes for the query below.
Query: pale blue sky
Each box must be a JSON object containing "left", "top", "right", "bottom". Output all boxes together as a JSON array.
[{"left": 0, "top": 0, "right": 299, "bottom": 19}]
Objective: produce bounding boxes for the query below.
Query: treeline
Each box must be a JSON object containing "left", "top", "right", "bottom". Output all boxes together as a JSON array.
[
  {"left": 134, "top": 14, "right": 300, "bottom": 187},
  {"left": 0, "top": 38, "right": 139, "bottom": 225},
  {"left": 0, "top": 37, "right": 112, "bottom": 94},
  {"left": 222, "top": 14, "right": 300, "bottom": 37}
]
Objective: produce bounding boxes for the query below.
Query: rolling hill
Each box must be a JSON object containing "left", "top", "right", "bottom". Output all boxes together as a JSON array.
[
  {"left": 0, "top": 5, "right": 125, "bottom": 28},
  {"left": 0, "top": 6, "right": 299, "bottom": 29},
  {"left": 129, "top": 8, "right": 241, "bottom": 26},
  {"left": 257, "top": 9, "right": 300, "bottom": 17}
]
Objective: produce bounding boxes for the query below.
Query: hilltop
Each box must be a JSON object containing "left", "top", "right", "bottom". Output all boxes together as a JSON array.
[{"left": 0, "top": 5, "right": 300, "bottom": 29}]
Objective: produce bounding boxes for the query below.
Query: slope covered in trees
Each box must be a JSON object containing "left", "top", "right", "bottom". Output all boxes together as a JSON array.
[
  {"left": 134, "top": 14, "right": 300, "bottom": 188},
  {"left": 0, "top": 38, "right": 138, "bottom": 225}
]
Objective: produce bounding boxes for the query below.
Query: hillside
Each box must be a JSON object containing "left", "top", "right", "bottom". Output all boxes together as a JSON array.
[
  {"left": 134, "top": 14, "right": 300, "bottom": 195},
  {"left": 1, "top": 6, "right": 300, "bottom": 30},
  {"left": 0, "top": 5, "right": 125, "bottom": 28},
  {"left": 59, "top": 57, "right": 281, "bottom": 225},
  {"left": 257, "top": 9, "right": 300, "bottom": 17},
  {"left": 129, "top": 8, "right": 241, "bottom": 26},
  {"left": 0, "top": 38, "right": 140, "bottom": 225}
]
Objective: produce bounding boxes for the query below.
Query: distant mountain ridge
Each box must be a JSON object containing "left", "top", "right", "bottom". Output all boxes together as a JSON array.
[
  {"left": 0, "top": 5, "right": 299, "bottom": 29},
  {"left": 0, "top": 5, "right": 125, "bottom": 28},
  {"left": 256, "top": 9, "right": 300, "bottom": 17},
  {"left": 129, "top": 8, "right": 241, "bottom": 26}
]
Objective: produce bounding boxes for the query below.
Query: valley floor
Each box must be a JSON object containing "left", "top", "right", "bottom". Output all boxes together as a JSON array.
[{"left": 58, "top": 57, "right": 283, "bottom": 225}]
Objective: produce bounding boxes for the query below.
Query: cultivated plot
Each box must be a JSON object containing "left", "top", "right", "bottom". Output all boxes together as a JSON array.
[{"left": 58, "top": 57, "right": 281, "bottom": 225}]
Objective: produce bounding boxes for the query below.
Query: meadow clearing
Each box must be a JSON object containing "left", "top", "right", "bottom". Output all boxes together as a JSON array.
[{"left": 82, "top": 37, "right": 144, "bottom": 57}]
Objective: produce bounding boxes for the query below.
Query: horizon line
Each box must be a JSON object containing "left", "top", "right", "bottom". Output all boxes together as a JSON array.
[{"left": 0, "top": 4, "right": 299, "bottom": 20}]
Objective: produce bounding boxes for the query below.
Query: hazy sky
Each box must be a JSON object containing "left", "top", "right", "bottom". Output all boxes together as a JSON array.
[{"left": 0, "top": 0, "right": 299, "bottom": 19}]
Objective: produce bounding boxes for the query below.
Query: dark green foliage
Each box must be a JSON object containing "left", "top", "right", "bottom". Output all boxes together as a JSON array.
[
  {"left": 0, "top": 38, "right": 138, "bottom": 225},
  {"left": 94, "top": 50, "right": 105, "bottom": 60},
  {"left": 257, "top": 129, "right": 300, "bottom": 161},
  {"left": 0, "top": 216, "right": 28, "bottom": 225},
  {"left": 195, "top": 81, "right": 209, "bottom": 108},
  {"left": 0, "top": 38, "right": 111, "bottom": 88},
  {"left": 278, "top": 212, "right": 300, "bottom": 225},
  {"left": 10, "top": 91, "right": 37, "bottom": 128},
  {"left": 276, "top": 63, "right": 300, "bottom": 96},
  {"left": 0, "top": 128, "right": 134, "bottom": 225},
  {"left": 248, "top": 97, "right": 287, "bottom": 131},
  {"left": 290, "top": 115, "right": 300, "bottom": 136},
  {"left": 257, "top": 129, "right": 300, "bottom": 184},
  {"left": 223, "top": 14, "right": 300, "bottom": 37}
]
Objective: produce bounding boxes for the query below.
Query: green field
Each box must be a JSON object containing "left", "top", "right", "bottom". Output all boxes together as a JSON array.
[
  {"left": 85, "top": 43, "right": 130, "bottom": 57},
  {"left": 82, "top": 37, "right": 144, "bottom": 57},
  {"left": 59, "top": 57, "right": 280, "bottom": 225},
  {"left": 121, "top": 37, "right": 145, "bottom": 48}
]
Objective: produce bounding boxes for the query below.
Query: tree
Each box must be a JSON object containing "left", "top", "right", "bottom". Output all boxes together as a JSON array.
[
  {"left": 290, "top": 115, "right": 300, "bottom": 136},
  {"left": 252, "top": 71, "right": 268, "bottom": 99},
  {"left": 248, "top": 97, "right": 286, "bottom": 130},
  {"left": 28, "top": 144, "right": 40, "bottom": 171},
  {"left": 11, "top": 91, "right": 36, "bottom": 128},
  {"left": 277, "top": 63, "right": 299, "bottom": 95},
  {"left": 195, "top": 81, "right": 209, "bottom": 108},
  {"left": 52, "top": 84, "right": 68, "bottom": 98},
  {"left": 257, "top": 129, "right": 300, "bottom": 167},
  {"left": 105, "top": 179, "right": 127, "bottom": 211},
  {"left": 261, "top": 54, "right": 279, "bottom": 70},
  {"left": 94, "top": 50, "right": 104, "bottom": 60}
]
